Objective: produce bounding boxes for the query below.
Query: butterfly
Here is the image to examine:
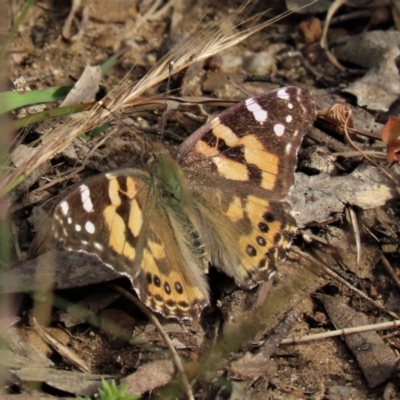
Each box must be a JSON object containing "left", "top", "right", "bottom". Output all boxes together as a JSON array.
[{"left": 52, "top": 86, "right": 315, "bottom": 320}]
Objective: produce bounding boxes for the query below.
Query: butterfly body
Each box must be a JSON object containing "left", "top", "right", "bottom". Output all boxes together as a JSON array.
[{"left": 53, "top": 87, "right": 316, "bottom": 320}]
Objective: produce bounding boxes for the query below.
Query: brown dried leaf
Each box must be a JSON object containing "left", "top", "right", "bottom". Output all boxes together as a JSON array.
[
  {"left": 121, "top": 360, "right": 175, "bottom": 395},
  {"left": 229, "top": 353, "right": 277, "bottom": 381},
  {"left": 320, "top": 295, "right": 398, "bottom": 388}
]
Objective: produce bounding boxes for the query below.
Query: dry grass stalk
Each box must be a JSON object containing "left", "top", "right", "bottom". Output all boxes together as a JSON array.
[{"left": 3, "top": 6, "right": 295, "bottom": 196}]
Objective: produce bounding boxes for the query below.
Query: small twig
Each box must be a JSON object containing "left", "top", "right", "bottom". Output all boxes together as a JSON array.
[
  {"left": 254, "top": 279, "right": 273, "bottom": 309},
  {"left": 281, "top": 319, "right": 400, "bottom": 345},
  {"left": 261, "top": 309, "right": 301, "bottom": 355},
  {"left": 110, "top": 285, "right": 195, "bottom": 400},
  {"left": 380, "top": 254, "right": 400, "bottom": 293},
  {"left": 343, "top": 118, "right": 400, "bottom": 187},
  {"left": 298, "top": 53, "right": 325, "bottom": 82},
  {"left": 333, "top": 151, "right": 385, "bottom": 158},
  {"left": 291, "top": 246, "right": 400, "bottom": 320},
  {"left": 330, "top": 9, "right": 375, "bottom": 25},
  {"left": 32, "top": 317, "right": 91, "bottom": 373},
  {"left": 20, "top": 126, "right": 122, "bottom": 206},
  {"left": 81, "top": 127, "right": 121, "bottom": 168},
  {"left": 347, "top": 206, "right": 361, "bottom": 266},
  {"left": 134, "top": 0, "right": 175, "bottom": 32},
  {"left": 146, "top": 0, "right": 176, "bottom": 21},
  {"left": 320, "top": 0, "right": 347, "bottom": 72},
  {"left": 364, "top": 226, "right": 380, "bottom": 243},
  {"left": 62, "top": 0, "right": 81, "bottom": 40},
  {"left": 307, "top": 126, "right": 350, "bottom": 153},
  {"left": 227, "top": 75, "right": 252, "bottom": 97}
]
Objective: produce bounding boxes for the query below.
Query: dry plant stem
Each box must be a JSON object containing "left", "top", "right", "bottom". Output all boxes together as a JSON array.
[
  {"left": 110, "top": 284, "right": 194, "bottom": 400},
  {"left": 62, "top": 0, "right": 81, "bottom": 39},
  {"left": 330, "top": 9, "right": 374, "bottom": 24},
  {"left": 343, "top": 122, "right": 400, "bottom": 187},
  {"left": 260, "top": 309, "right": 301, "bottom": 357},
  {"left": 307, "top": 126, "right": 350, "bottom": 153},
  {"left": 70, "top": 5, "right": 90, "bottom": 42},
  {"left": 32, "top": 317, "right": 91, "bottom": 373},
  {"left": 364, "top": 226, "right": 380, "bottom": 243},
  {"left": 299, "top": 53, "right": 324, "bottom": 82},
  {"left": 320, "top": 0, "right": 347, "bottom": 71},
  {"left": 334, "top": 151, "right": 385, "bottom": 158},
  {"left": 4, "top": 9, "right": 294, "bottom": 197},
  {"left": 302, "top": 231, "right": 329, "bottom": 245},
  {"left": 380, "top": 254, "right": 400, "bottom": 292},
  {"left": 347, "top": 206, "right": 361, "bottom": 266},
  {"left": 0, "top": 317, "right": 20, "bottom": 330},
  {"left": 81, "top": 127, "right": 121, "bottom": 167},
  {"left": 281, "top": 319, "right": 400, "bottom": 345},
  {"left": 11, "top": 223, "right": 22, "bottom": 260},
  {"left": 10, "top": 124, "right": 118, "bottom": 211},
  {"left": 133, "top": 0, "right": 168, "bottom": 33},
  {"left": 146, "top": 0, "right": 176, "bottom": 22},
  {"left": 254, "top": 279, "right": 273, "bottom": 309},
  {"left": 291, "top": 246, "right": 400, "bottom": 320},
  {"left": 227, "top": 75, "right": 252, "bottom": 97}
]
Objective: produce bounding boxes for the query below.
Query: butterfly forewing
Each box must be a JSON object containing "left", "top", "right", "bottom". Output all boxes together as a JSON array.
[
  {"left": 178, "top": 87, "right": 315, "bottom": 199},
  {"left": 177, "top": 87, "right": 315, "bottom": 288}
]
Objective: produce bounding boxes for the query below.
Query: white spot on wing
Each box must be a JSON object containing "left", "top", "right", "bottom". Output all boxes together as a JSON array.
[
  {"left": 75, "top": 224, "right": 81, "bottom": 231},
  {"left": 67, "top": 217, "right": 72, "bottom": 224},
  {"left": 79, "top": 184, "right": 94, "bottom": 213},
  {"left": 274, "top": 123, "right": 285, "bottom": 136},
  {"left": 286, "top": 115, "right": 293, "bottom": 123},
  {"left": 285, "top": 142, "right": 292, "bottom": 154},
  {"left": 60, "top": 201, "right": 69, "bottom": 216},
  {"left": 277, "top": 88, "right": 289, "bottom": 100},
  {"left": 245, "top": 98, "right": 268, "bottom": 123},
  {"left": 85, "top": 221, "right": 95, "bottom": 234},
  {"left": 288, "top": 103, "right": 293, "bottom": 109},
  {"left": 94, "top": 242, "right": 103, "bottom": 251},
  {"left": 267, "top": 269, "right": 276, "bottom": 280}
]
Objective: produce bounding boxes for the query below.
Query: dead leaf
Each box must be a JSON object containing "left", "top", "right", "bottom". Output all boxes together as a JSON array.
[
  {"left": 320, "top": 295, "right": 398, "bottom": 388},
  {"left": 121, "top": 360, "right": 175, "bottom": 395},
  {"left": 290, "top": 164, "right": 399, "bottom": 227},
  {"left": 381, "top": 116, "right": 400, "bottom": 162},
  {"left": 11, "top": 367, "right": 109, "bottom": 397},
  {"left": 299, "top": 17, "right": 322, "bottom": 43},
  {"left": 229, "top": 353, "right": 277, "bottom": 381},
  {"left": 333, "top": 31, "right": 400, "bottom": 111},
  {"left": 60, "top": 64, "right": 102, "bottom": 107},
  {"left": 59, "top": 289, "right": 121, "bottom": 328},
  {"left": 32, "top": 318, "right": 90, "bottom": 373}
]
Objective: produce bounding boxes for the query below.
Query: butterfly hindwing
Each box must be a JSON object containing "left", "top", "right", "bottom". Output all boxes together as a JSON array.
[{"left": 53, "top": 168, "right": 209, "bottom": 320}]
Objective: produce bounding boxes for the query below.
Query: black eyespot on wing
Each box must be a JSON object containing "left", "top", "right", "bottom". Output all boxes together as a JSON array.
[
  {"left": 263, "top": 212, "right": 275, "bottom": 223},
  {"left": 258, "top": 222, "right": 269, "bottom": 233},
  {"left": 154, "top": 275, "right": 161, "bottom": 287},
  {"left": 246, "top": 244, "right": 257, "bottom": 257}
]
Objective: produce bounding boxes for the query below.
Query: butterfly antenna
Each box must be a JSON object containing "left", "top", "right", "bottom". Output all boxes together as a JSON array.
[{"left": 159, "top": 61, "right": 175, "bottom": 141}]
